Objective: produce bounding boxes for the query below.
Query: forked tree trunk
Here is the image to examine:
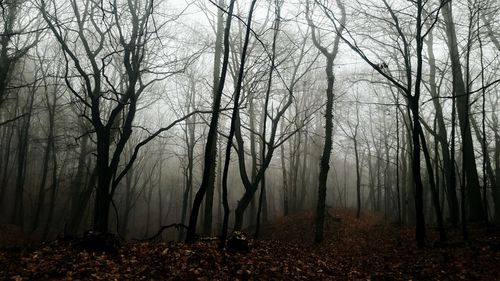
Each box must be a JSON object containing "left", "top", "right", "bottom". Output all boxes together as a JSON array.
[
  {"left": 305, "top": 0, "right": 346, "bottom": 243},
  {"left": 186, "top": 0, "right": 235, "bottom": 244}
]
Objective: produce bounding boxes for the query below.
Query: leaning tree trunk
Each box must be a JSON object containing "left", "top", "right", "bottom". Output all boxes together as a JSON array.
[
  {"left": 442, "top": 1, "right": 484, "bottom": 221},
  {"left": 426, "top": 26, "right": 459, "bottom": 226},
  {"left": 202, "top": 0, "right": 225, "bottom": 237},
  {"left": 219, "top": 0, "right": 257, "bottom": 245},
  {"left": 186, "top": 0, "right": 235, "bottom": 244}
]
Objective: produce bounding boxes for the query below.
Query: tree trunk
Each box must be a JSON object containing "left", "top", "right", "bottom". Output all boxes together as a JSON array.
[
  {"left": 203, "top": 1, "right": 225, "bottom": 233},
  {"left": 42, "top": 142, "right": 58, "bottom": 240},
  {"left": 186, "top": 0, "right": 235, "bottom": 244},
  {"left": 0, "top": 120, "right": 15, "bottom": 207},
  {"left": 231, "top": 0, "right": 284, "bottom": 231},
  {"left": 66, "top": 133, "right": 95, "bottom": 237},
  {"left": 305, "top": 0, "right": 345, "bottom": 243},
  {"left": 493, "top": 115, "right": 500, "bottom": 224},
  {"left": 354, "top": 136, "right": 361, "bottom": 219},
  {"left": 420, "top": 130, "right": 446, "bottom": 241},
  {"left": 471, "top": 116, "right": 499, "bottom": 222},
  {"left": 32, "top": 87, "right": 57, "bottom": 232},
  {"left": 315, "top": 55, "right": 335, "bottom": 243},
  {"left": 11, "top": 90, "right": 34, "bottom": 226},
  {"left": 425, "top": 27, "right": 459, "bottom": 226},
  {"left": 442, "top": 1, "right": 484, "bottom": 222},
  {"left": 280, "top": 128, "right": 290, "bottom": 215},
  {"left": 93, "top": 132, "right": 113, "bottom": 233}
]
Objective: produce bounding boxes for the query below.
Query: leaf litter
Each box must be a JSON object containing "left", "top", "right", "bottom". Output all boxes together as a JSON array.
[{"left": 1, "top": 208, "right": 500, "bottom": 280}]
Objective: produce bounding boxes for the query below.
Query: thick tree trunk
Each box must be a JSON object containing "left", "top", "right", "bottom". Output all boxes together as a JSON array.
[{"left": 93, "top": 131, "right": 113, "bottom": 233}]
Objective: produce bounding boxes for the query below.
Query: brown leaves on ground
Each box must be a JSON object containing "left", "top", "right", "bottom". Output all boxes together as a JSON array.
[{"left": 1, "top": 209, "right": 500, "bottom": 280}]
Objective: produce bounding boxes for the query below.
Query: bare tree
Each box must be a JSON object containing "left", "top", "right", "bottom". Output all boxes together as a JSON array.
[
  {"left": 442, "top": 0, "right": 484, "bottom": 222},
  {"left": 0, "top": 0, "right": 40, "bottom": 111},
  {"left": 41, "top": 0, "right": 188, "bottom": 233},
  {"left": 186, "top": 0, "right": 236, "bottom": 244},
  {"left": 306, "top": 0, "right": 346, "bottom": 243},
  {"left": 314, "top": 0, "right": 448, "bottom": 246}
]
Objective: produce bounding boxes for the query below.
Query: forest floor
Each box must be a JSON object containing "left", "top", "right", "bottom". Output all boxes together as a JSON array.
[{"left": 1, "top": 209, "right": 500, "bottom": 280}]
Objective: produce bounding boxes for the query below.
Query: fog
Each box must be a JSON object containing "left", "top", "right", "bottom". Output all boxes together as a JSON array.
[{"left": 0, "top": 0, "right": 499, "bottom": 247}]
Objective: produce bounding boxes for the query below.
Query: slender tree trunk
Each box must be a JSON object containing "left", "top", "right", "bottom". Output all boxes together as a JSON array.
[
  {"left": 471, "top": 117, "right": 499, "bottom": 222},
  {"left": 217, "top": 139, "right": 223, "bottom": 226},
  {"left": 442, "top": 1, "right": 484, "bottom": 221},
  {"left": 354, "top": 136, "right": 361, "bottom": 219},
  {"left": 477, "top": 17, "right": 490, "bottom": 225},
  {"left": 0, "top": 121, "right": 14, "bottom": 207},
  {"left": 203, "top": 1, "right": 225, "bottom": 233},
  {"left": 481, "top": 14, "right": 500, "bottom": 51},
  {"left": 32, "top": 88, "right": 57, "bottom": 231},
  {"left": 315, "top": 56, "right": 335, "bottom": 243},
  {"left": 66, "top": 133, "right": 95, "bottom": 237},
  {"left": 420, "top": 131, "right": 446, "bottom": 241},
  {"left": 426, "top": 26, "right": 459, "bottom": 226},
  {"left": 300, "top": 132, "right": 309, "bottom": 212},
  {"left": 186, "top": 0, "right": 235, "bottom": 244},
  {"left": 31, "top": 126, "right": 53, "bottom": 231},
  {"left": 280, "top": 128, "right": 289, "bottom": 215},
  {"left": 493, "top": 115, "right": 500, "bottom": 224},
  {"left": 11, "top": 90, "right": 34, "bottom": 226},
  {"left": 179, "top": 159, "right": 193, "bottom": 240},
  {"left": 307, "top": 0, "right": 345, "bottom": 242},
  {"left": 232, "top": 0, "right": 284, "bottom": 231},
  {"left": 220, "top": 0, "right": 257, "bottom": 245},
  {"left": 409, "top": 96, "right": 426, "bottom": 247},
  {"left": 396, "top": 97, "right": 402, "bottom": 225},
  {"left": 42, "top": 143, "right": 58, "bottom": 240},
  {"left": 254, "top": 172, "right": 266, "bottom": 239},
  {"left": 248, "top": 96, "right": 258, "bottom": 223}
]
